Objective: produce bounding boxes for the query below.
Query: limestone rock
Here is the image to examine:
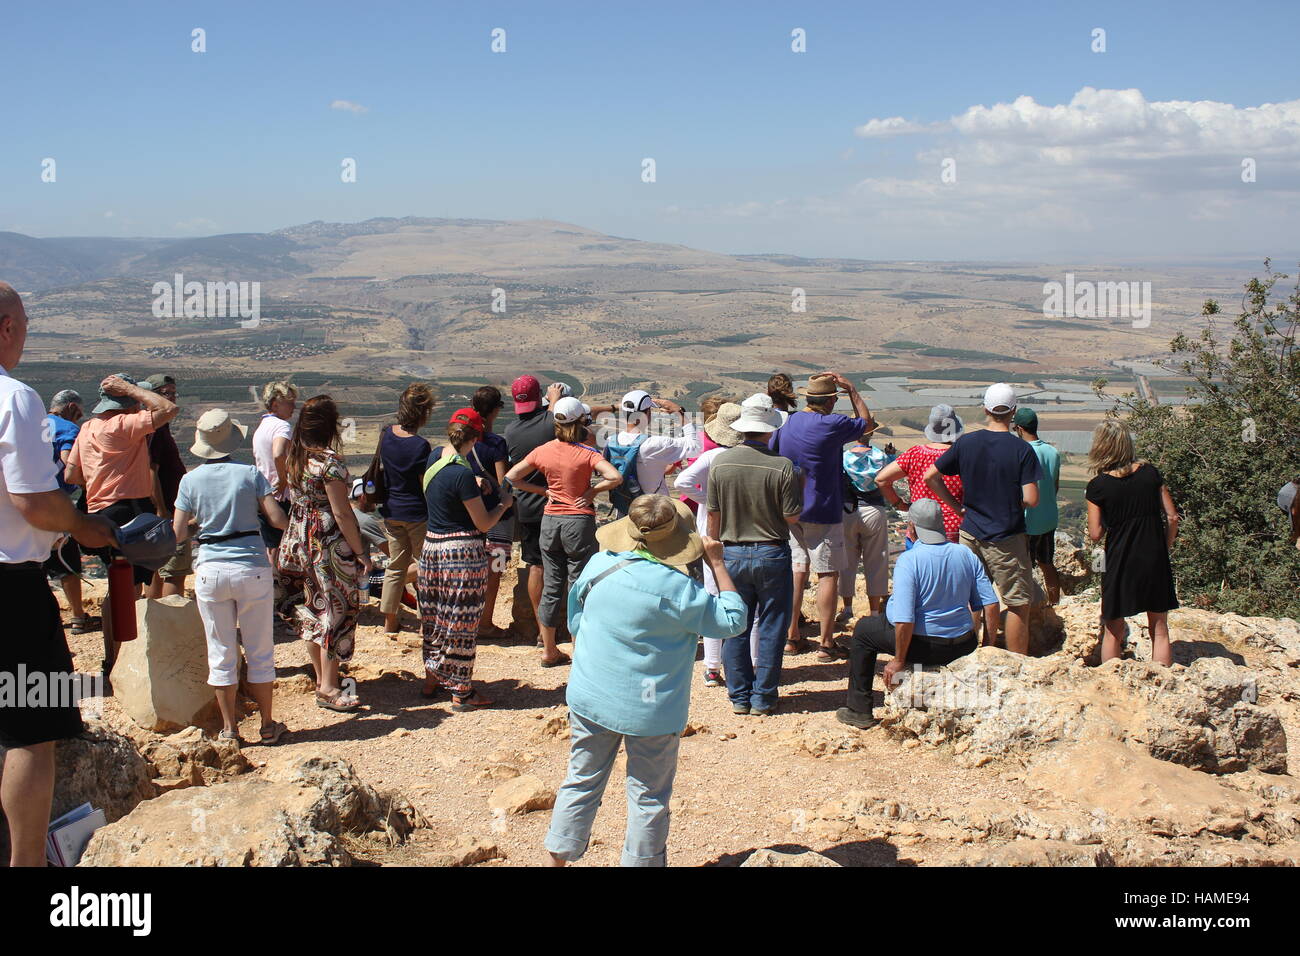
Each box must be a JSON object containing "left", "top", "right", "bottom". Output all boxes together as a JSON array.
[
  {"left": 742, "top": 847, "right": 841, "bottom": 867},
  {"left": 137, "top": 725, "right": 253, "bottom": 786},
  {"left": 0, "top": 717, "right": 155, "bottom": 826},
  {"left": 80, "top": 753, "right": 426, "bottom": 866},
  {"left": 426, "top": 834, "right": 505, "bottom": 867},
  {"left": 958, "top": 839, "right": 1114, "bottom": 867},
  {"left": 488, "top": 774, "right": 555, "bottom": 815},
  {"left": 111, "top": 595, "right": 220, "bottom": 732},
  {"left": 881, "top": 646, "right": 1287, "bottom": 775}
]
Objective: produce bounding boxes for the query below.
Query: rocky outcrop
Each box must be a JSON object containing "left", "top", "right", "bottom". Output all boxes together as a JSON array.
[
  {"left": 742, "top": 847, "right": 841, "bottom": 867},
  {"left": 79, "top": 754, "right": 426, "bottom": 866},
  {"left": 880, "top": 647, "right": 1287, "bottom": 775}
]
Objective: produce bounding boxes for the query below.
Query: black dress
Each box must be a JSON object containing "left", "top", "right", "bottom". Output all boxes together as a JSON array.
[{"left": 1085, "top": 462, "right": 1179, "bottom": 620}]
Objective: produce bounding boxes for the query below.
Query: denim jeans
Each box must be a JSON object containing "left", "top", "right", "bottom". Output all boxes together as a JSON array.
[
  {"left": 722, "top": 542, "right": 794, "bottom": 710},
  {"left": 544, "top": 710, "right": 681, "bottom": 866}
]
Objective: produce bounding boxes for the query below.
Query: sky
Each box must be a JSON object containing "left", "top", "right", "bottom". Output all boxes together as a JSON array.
[{"left": 4, "top": 0, "right": 1299, "bottom": 262}]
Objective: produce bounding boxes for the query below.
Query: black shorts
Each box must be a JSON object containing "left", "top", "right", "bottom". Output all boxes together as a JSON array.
[
  {"left": 1027, "top": 531, "right": 1056, "bottom": 565},
  {"left": 42, "top": 534, "right": 82, "bottom": 578},
  {"left": 86, "top": 497, "right": 156, "bottom": 586},
  {"left": 0, "top": 564, "right": 85, "bottom": 747},
  {"left": 259, "top": 508, "right": 285, "bottom": 550},
  {"left": 518, "top": 519, "right": 543, "bottom": 567}
]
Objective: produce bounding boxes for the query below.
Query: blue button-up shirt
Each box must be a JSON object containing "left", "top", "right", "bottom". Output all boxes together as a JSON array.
[
  {"left": 886, "top": 541, "right": 998, "bottom": 640},
  {"left": 567, "top": 550, "right": 748, "bottom": 736}
]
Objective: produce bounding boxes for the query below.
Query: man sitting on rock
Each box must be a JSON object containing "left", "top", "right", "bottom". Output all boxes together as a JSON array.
[{"left": 837, "top": 499, "right": 1000, "bottom": 729}]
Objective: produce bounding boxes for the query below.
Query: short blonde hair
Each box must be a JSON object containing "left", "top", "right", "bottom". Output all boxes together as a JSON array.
[
  {"left": 261, "top": 380, "right": 298, "bottom": 410},
  {"left": 554, "top": 419, "right": 588, "bottom": 444},
  {"left": 1088, "top": 420, "right": 1137, "bottom": 475}
]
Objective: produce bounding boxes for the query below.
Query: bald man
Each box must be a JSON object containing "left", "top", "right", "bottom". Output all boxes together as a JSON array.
[{"left": 0, "top": 282, "right": 116, "bottom": 866}]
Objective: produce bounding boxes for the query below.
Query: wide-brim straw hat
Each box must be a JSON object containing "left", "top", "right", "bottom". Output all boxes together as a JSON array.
[
  {"left": 596, "top": 497, "right": 703, "bottom": 567},
  {"left": 191, "top": 408, "right": 248, "bottom": 459},
  {"left": 704, "top": 402, "right": 744, "bottom": 447},
  {"left": 798, "top": 373, "right": 849, "bottom": 397}
]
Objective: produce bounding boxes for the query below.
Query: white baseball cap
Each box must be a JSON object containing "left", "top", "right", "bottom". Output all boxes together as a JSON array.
[
  {"left": 621, "top": 389, "right": 653, "bottom": 414},
  {"left": 552, "top": 396, "right": 591, "bottom": 425},
  {"left": 983, "top": 383, "right": 1017, "bottom": 414}
]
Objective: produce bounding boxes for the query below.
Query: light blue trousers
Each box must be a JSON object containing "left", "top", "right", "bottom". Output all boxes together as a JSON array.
[{"left": 544, "top": 710, "right": 681, "bottom": 867}]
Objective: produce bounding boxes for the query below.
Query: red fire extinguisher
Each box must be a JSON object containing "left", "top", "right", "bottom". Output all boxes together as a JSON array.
[{"left": 107, "top": 557, "right": 138, "bottom": 642}]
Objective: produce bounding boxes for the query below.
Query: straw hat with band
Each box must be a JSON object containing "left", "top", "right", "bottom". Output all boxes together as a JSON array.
[
  {"left": 191, "top": 409, "right": 248, "bottom": 459},
  {"left": 596, "top": 496, "right": 702, "bottom": 567},
  {"left": 703, "top": 402, "right": 744, "bottom": 447},
  {"left": 799, "top": 373, "right": 849, "bottom": 397}
]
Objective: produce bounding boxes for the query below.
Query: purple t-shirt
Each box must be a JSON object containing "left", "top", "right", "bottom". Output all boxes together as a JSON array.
[{"left": 772, "top": 410, "right": 868, "bottom": 524}]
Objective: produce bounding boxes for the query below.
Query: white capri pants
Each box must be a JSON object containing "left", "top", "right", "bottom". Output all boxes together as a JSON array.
[{"left": 194, "top": 561, "right": 276, "bottom": 686}]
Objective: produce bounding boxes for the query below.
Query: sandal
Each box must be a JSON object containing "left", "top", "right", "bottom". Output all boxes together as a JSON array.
[
  {"left": 784, "top": 639, "right": 807, "bottom": 654},
  {"left": 477, "top": 624, "right": 511, "bottom": 641},
  {"left": 420, "top": 683, "right": 442, "bottom": 699},
  {"left": 815, "top": 646, "right": 846, "bottom": 663},
  {"left": 258, "top": 721, "right": 287, "bottom": 745},
  {"left": 540, "top": 652, "right": 571, "bottom": 668},
  {"left": 69, "top": 615, "right": 101, "bottom": 634},
  {"left": 315, "top": 689, "right": 360, "bottom": 712},
  {"left": 451, "top": 690, "right": 493, "bottom": 712},
  {"left": 218, "top": 728, "right": 243, "bottom": 744}
]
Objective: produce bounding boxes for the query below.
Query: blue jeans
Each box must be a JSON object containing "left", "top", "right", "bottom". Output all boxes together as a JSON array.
[
  {"left": 722, "top": 542, "right": 794, "bottom": 710},
  {"left": 544, "top": 710, "right": 681, "bottom": 866}
]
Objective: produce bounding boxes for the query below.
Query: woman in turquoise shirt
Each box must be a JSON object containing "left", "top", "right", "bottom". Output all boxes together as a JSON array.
[{"left": 545, "top": 495, "right": 747, "bottom": 867}]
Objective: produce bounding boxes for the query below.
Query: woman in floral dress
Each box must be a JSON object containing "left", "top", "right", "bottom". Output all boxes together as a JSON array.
[{"left": 279, "top": 395, "right": 373, "bottom": 711}]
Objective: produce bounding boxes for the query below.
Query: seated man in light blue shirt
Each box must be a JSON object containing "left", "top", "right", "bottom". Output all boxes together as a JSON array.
[
  {"left": 545, "top": 495, "right": 748, "bottom": 868},
  {"left": 837, "top": 498, "right": 999, "bottom": 729}
]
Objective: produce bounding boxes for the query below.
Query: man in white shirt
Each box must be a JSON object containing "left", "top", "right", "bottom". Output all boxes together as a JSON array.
[
  {"left": 0, "top": 282, "right": 116, "bottom": 866},
  {"left": 612, "top": 389, "right": 701, "bottom": 497}
]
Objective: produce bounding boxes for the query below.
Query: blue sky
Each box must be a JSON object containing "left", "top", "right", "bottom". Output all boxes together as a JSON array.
[{"left": 4, "top": 0, "right": 1298, "bottom": 260}]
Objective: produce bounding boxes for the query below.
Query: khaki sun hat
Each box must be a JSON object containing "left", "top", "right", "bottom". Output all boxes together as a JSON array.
[
  {"left": 703, "top": 402, "right": 743, "bottom": 447},
  {"left": 191, "top": 408, "right": 248, "bottom": 459},
  {"left": 798, "top": 373, "right": 847, "bottom": 398},
  {"left": 596, "top": 495, "right": 703, "bottom": 567}
]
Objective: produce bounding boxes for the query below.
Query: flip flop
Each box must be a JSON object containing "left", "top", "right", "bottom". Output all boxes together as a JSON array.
[
  {"left": 540, "top": 653, "right": 571, "bottom": 668},
  {"left": 316, "top": 690, "right": 360, "bottom": 712},
  {"left": 451, "top": 690, "right": 493, "bottom": 711}
]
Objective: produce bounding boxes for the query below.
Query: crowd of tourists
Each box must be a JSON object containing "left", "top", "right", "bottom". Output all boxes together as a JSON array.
[{"left": 1, "top": 279, "right": 1193, "bottom": 866}]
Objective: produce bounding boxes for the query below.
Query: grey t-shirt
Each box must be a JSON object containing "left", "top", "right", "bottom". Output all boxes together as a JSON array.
[{"left": 706, "top": 442, "right": 801, "bottom": 543}]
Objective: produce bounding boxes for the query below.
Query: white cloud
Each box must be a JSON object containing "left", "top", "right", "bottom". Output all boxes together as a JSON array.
[
  {"left": 330, "top": 99, "right": 369, "bottom": 114},
  {"left": 853, "top": 116, "right": 929, "bottom": 139}
]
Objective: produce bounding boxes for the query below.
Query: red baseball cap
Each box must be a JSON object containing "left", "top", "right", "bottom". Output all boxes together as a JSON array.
[
  {"left": 511, "top": 374, "right": 541, "bottom": 414},
  {"left": 449, "top": 407, "right": 485, "bottom": 434}
]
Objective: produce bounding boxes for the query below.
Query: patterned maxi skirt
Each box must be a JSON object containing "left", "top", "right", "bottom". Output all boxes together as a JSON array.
[{"left": 418, "top": 531, "right": 489, "bottom": 696}]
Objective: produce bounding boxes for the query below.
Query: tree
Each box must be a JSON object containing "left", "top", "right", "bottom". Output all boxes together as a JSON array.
[{"left": 1100, "top": 261, "right": 1300, "bottom": 617}]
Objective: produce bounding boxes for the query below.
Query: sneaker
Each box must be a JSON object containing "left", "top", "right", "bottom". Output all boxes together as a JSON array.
[
  {"left": 704, "top": 669, "right": 724, "bottom": 687},
  {"left": 732, "top": 702, "right": 751, "bottom": 715},
  {"left": 835, "top": 706, "right": 877, "bottom": 730},
  {"left": 750, "top": 705, "right": 776, "bottom": 716}
]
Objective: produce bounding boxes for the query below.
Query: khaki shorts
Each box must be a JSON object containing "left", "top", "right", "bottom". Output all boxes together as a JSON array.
[
  {"left": 789, "top": 520, "right": 844, "bottom": 574},
  {"left": 960, "top": 530, "right": 1034, "bottom": 607},
  {"left": 158, "top": 537, "right": 193, "bottom": 579}
]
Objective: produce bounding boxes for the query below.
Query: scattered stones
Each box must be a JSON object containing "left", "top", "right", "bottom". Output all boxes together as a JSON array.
[{"left": 488, "top": 774, "right": 556, "bottom": 815}]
